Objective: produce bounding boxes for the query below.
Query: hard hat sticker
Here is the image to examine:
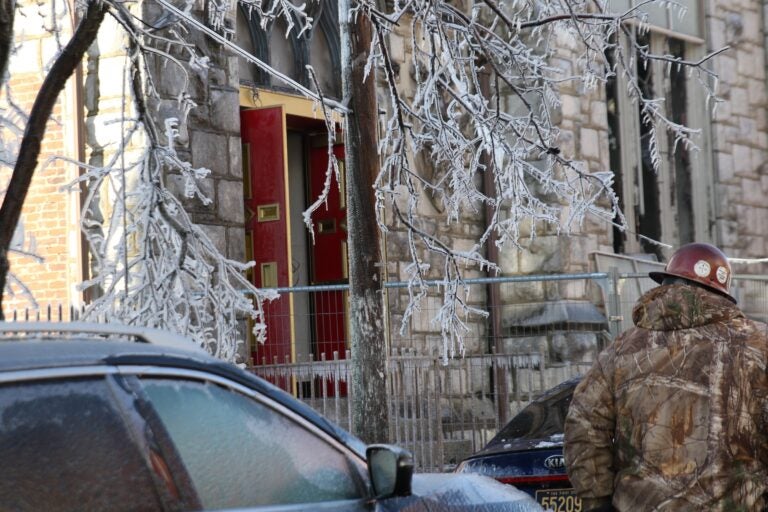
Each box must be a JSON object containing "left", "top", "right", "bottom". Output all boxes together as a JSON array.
[
  {"left": 694, "top": 260, "right": 711, "bottom": 278},
  {"left": 716, "top": 266, "right": 729, "bottom": 284}
]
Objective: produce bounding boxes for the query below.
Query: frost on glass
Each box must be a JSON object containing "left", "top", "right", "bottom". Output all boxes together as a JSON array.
[
  {"left": 0, "top": 379, "right": 162, "bottom": 511},
  {"left": 142, "top": 378, "right": 363, "bottom": 508}
]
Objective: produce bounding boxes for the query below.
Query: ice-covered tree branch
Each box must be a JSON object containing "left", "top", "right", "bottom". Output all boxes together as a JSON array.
[{"left": 0, "top": 0, "right": 722, "bottom": 361}]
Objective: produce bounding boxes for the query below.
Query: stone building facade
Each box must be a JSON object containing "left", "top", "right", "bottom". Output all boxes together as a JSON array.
[{"left": 5, "top": 0, "right": 768, "bottom": 364}]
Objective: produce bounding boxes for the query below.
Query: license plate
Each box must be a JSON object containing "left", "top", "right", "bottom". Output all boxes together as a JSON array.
[{"left": 535, "top": 488, "right": 582, "bottom": 512}]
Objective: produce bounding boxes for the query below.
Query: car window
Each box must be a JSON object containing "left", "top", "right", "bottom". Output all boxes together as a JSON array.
[
  {"left": 140, "top": 377, "right": 365, "bottom": 510},
  {"left": 0, "top": 378, "right": 163, "bottom": 511},
  {"left": 491, "top": 385, "right": 575, "bottom": 442}
]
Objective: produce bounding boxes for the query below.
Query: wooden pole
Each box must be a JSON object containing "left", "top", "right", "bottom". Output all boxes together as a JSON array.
[{"left": 337, "top": 1, "right": 389, "bottom": 443}]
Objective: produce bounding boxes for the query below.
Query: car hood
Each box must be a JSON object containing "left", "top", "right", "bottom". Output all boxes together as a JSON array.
[{"left": 377, "top": 473, "right": 543, "bottom": 511}]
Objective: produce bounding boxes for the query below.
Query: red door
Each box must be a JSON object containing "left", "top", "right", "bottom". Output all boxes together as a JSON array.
[
  {"left": 241, "top": 107, "right": 293, "bottom": 370},
  {"left": 309, "top": 146, "right": 348, "bottom": 396}
]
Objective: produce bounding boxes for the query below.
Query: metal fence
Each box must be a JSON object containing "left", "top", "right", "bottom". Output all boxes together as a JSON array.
[
  {"left": 252, "top": 347, "right": 593, "bottom": 472},
  {"left": 247, "top": 270, "right": 768, "bottom": 472},
  {"left": 9, "top": 270, "right": 768, "bottom": 472}
]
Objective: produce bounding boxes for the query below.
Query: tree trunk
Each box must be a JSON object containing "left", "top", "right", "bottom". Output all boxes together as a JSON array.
[
  {"left": 338, "top": 2, "right": 388, "bottom": 443},
  {"left": 0, "top": 0, "right": 108, "bottom": 318}
]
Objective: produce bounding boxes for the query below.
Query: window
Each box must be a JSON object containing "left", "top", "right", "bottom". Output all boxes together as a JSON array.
[
  {"left": 0, "top": 379, "right": 163, "bottom": 511},
  {"left": 607, "top": 5, "right": 713, "bottom": 258},
  {"left": 141, "top": 378, "right": 365, "bottom": 509},
  {"left": 236, "top": 0, "right": 342, "bottom": 98}
]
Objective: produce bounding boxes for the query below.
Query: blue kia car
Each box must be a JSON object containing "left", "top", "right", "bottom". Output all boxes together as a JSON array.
[{"left": 455, "top": 377, "right": 582, "bottom": 512}]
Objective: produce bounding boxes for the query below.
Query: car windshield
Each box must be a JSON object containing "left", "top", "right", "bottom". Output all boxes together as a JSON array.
[{"left": 487, "top": 379, "right": 579, "bottom": 444}]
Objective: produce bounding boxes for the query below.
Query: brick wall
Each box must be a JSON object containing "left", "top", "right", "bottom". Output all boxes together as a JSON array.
[{"left": 2, "top": 4, "right": 82, "bottom": 317}]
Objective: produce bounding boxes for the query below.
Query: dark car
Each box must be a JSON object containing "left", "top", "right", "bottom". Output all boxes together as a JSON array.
[
  {"left": 455, "top": 377, "right": 582, "bottom": 512},
  {"left": 0, "top": 322, "right": 542, "bottom": 512}
]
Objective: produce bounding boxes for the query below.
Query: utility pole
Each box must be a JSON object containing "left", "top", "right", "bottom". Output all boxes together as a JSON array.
[{"left": 337, "top": 0, "right": 389, "bottom": 443}]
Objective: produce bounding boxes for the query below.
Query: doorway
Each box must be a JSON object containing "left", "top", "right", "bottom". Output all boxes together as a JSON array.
[{"left": 240, "top": 99, "right": 349, "bottom": 372}]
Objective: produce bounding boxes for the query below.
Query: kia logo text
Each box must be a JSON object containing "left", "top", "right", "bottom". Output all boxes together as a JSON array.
[{"left": 544, "top": 455, "right": 566, "bottom": 470}]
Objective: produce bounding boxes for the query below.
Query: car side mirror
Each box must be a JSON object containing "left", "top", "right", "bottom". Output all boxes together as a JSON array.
[{"left": 366, "top": 444, "right": 413, "bottom": 498}]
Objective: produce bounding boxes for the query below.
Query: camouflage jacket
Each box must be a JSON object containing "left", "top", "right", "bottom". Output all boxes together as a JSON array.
[{"left": 564, "top": 284, "right": 768, "bottom": 512}]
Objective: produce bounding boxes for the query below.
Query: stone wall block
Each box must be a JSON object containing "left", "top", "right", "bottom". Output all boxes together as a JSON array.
[
  {"left": 736, "top": 45, "right": 757, "bottom": 78},
  {"left": 560, "top": 95, "right": 579, "bottom": 120},
  {"left": 166, "top": 173, "right": 216, "bottom": 214},
  {"left": 85, "top": 116, "right": 130, "bottom": 149},
  {"left": 732, "top": 144, "right": 752, "bottom": 176},
  {"left": 716, "top": 151, "right": 735, "bottom": 183},
  {"left": 717, "top": 55, "right": 737, "bottom": 86},
  {"left": 227, "top": 226, "right": 246, "bottom": 261},
  {"left": 217, "top": 179, "right": 246, "bottom": 223},
  {"left": 197, "top": 223, "right": 227, "bottom": 254},
  {"left": 226, "top": 56, "right": 240, "bottom": 89},
  {"left": 96, "top": 57, "right": 131, "bottom": 97},
  {"left": 551, "top": 332, "right": 597, "bottom": 363},
  {"left": 557, "top": 130, "right": 576, "bottom": 159},
  {"left": 709, "top": 17, "right": 727, "bottom": 50},
  {"left": 715, "top": 184, "right": 739, "bottom": 219},
  {"left": 716, "top": 219, "right": 741, "bottom": 250},
  {"left": 589, "top": 100, "right": 607, "bottom": 128},
  {"left": 744, "top": 235, "right": 766, "bottom": 255},
  {"left": 518, "top": 236, "right": 563, "bottom": 274},
  {"left": 731, "top": 86, "right": 749, "bottom": 117},
  {"left": 154, "top": 98, "right": 191, "bottom": 146},
  {"left": 747, "top": 78, "right": 766, "bottom": 107},
  {"left": 742, "top": 206, "right": 766, "bottom": 235},
  {"left": 412, "top": 296, "right": 442, "bottom": 332},
  {"left": 738, "top": 117, "right": 757, "bottom": 140},
  {"left": 500, "top": 335, "right": 548, "bottom": 355},
  {"left": 94, "top": 19, "right": 128, "bottom": 56},
  {"left": 209, "top": 88, "right": 240, "bottom": 133},
  {"left": 741, "top": 8, "right": 761, "bottom": 42},
  {"left": 389, "top": 33, "right": 406, "bottom": 63},
  {"left": 190, "top": 130, "right": 229, "bottom": 176},
  {"left": 558, "top": 279, "right": 587, "bottom": 300},
  {"left": 229, "top": 136, "right": 243, "bottom": 178},
  {"left": 10, "top": 40, "right": 41, "bottom": 75},
  {"left": 501, "top": 280, "right": 545, "bottom": 303},
  {"left": 742, "top": 177, "right": 764, "bottom": 205},
  {"left": 751, "top": 148, "right": 766, "bottom": 174},
  {"left": 497, "top": 246, "right": 520, "bottom": 274},
  {"left": 151, "top": 56, "right": 204, "bottom": 101},
  {"left": 713, "top": 96, "right": 732, "bottom": 122},
  {"left": 567, "top": 236, "right": 592, "bottom": 268},
  {"left": 208, "top": 67, "right": 228, "bottom": 89}
]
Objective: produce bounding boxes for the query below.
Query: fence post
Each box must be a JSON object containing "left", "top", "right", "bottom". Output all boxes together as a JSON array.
[
  {"left": 432, "top": 355, "right": 443, "bottom": 472},
  {"left": 606, "top": 266, "right": 622, "bottom": 344}
]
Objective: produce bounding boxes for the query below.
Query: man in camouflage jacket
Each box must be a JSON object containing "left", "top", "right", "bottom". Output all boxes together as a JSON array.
[{"left": 564, "top": 243, "right": 768, "bottom": 512}]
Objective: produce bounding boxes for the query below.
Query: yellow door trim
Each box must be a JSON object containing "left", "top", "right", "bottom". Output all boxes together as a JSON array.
[{"left": 239, "top": 86, "right": 342, "bottom": 124}]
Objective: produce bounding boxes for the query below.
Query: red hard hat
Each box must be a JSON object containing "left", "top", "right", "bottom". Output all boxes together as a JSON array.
[{"left": 649, "top": 243, "right": 736, "bottom": 303}]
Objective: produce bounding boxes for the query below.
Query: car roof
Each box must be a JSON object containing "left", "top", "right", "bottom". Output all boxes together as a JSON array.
[
  {"left": 0, "top": 338, "right": 208, "bottom": 372},
  {"left": 0, "top": 333, "right": 368, "bottom": 459}
]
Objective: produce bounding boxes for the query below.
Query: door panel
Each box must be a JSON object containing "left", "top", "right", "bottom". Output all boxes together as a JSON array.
[
  {"left": 309, "top": 145, "right": 348, "bottom": 397},
  {"left": 241, "top": 107, "right": 293, "bottom": 369},
  {"left": 309, "top": 145, "right": 348, "bottom": 363}
]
